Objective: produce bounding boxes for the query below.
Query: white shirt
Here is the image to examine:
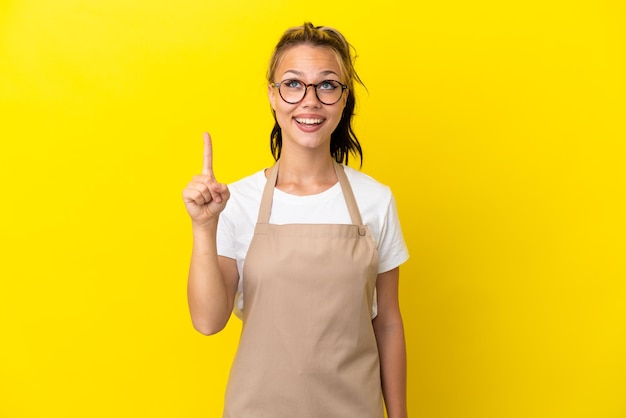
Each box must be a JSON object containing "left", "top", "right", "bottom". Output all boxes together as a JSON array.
[{"left": 217, "top": 165, "right": 409, "bottom": 318}]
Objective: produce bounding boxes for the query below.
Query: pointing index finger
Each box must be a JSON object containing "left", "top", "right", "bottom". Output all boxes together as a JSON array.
[{"left": 202, "top": 132, "right": 214, "bottom": 177}]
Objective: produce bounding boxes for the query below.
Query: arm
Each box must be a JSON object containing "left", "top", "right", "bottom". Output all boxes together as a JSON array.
[
  {"left": 183, "top": 133, "right": 239, "bottom": 335},
  {"left": 372, "top": 267, "right": 408, "bottom": 418},
  {"left": 187, "top": 224, "right": 239, "bottom": 335}
]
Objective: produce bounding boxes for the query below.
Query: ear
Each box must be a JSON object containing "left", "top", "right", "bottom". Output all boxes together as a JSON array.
[{"left": 268, "top": 83, "right": 277, "bottom": 111}]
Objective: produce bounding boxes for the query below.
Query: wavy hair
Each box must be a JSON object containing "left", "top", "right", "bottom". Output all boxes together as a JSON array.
[{"left": 267, "top": 22, "right": 365, "bottom": 166}]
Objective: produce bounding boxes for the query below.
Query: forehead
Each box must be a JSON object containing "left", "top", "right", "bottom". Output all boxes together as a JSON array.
[{"left": 275, "top": 44, "right": 343, "bottom": 78}]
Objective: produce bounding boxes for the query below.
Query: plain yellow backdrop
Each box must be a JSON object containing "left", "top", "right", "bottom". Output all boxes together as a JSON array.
[{"left": 1, "top": 0, "right": 625, "bottom": 417}]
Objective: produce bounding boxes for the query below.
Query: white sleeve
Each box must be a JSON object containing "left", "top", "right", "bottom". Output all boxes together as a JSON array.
[
  {"left": 216, "top": 203, "right": 237, "bottom": 259},
  {"left": 376, "top": 194, "right": 409, "bottom": 274}
]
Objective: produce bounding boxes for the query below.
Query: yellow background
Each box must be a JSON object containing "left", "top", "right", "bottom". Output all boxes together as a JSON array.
[{"left": 1, "top": 0, "right": 625, "bottom": 417}]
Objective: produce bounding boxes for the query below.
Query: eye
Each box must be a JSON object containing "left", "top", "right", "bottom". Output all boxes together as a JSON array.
[
  {"left": 283, "top": 79, "right": 304, "bottom": 89},
  {"left": 318, "top": 80, "right": 340, "bottom": 90}
]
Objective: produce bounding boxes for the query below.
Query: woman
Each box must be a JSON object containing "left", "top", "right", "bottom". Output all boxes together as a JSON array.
[{"left": 183, "top": 23, "right": 409, "bottom": 418}]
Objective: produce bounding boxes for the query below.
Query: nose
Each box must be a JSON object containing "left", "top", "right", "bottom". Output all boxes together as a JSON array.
[{"left": 301, "top": 84, "right": 322, "bottom": 107}]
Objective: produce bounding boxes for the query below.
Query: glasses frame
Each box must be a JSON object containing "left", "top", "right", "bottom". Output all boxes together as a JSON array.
[{"left": 271, "top": 79, "right": 348, "bottom": 105}]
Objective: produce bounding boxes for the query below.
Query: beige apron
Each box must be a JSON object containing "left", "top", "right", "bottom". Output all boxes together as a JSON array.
[{"left": 223, "top": 161, "right": 383, "bottom": 418}]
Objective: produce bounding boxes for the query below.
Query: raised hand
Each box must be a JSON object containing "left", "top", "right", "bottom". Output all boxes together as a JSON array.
[{"left": 182, "top": 132, "right": 230, "bottom": 225}]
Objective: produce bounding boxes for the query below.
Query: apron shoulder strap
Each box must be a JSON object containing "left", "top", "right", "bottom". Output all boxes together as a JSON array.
[
  {"left": 334, "top": 162, "right": 364, "bottom": 225},
  {"left": 257, "top": 161, "right": 279, "bottom": 224}
]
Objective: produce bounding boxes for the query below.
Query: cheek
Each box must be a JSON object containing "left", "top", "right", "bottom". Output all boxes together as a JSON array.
[
  {"left": 336, "top": 101, "right": 348, "bottom": 119},
  {"left": 273, "top": 104, "right": 293, "bottom": 126}
]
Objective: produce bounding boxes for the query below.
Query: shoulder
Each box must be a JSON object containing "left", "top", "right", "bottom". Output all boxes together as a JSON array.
[
  {"left": 221, "top": 169, "right": 266, "bottom": 220},
  {"left": 227, "top": 169, "right": 268, "bottom": 204},
  {"left": 228, "top": 169, "right": 266, "bottom": 193},
  {"left": 343, "top": 165, "right": 393, "bottom": 203}
]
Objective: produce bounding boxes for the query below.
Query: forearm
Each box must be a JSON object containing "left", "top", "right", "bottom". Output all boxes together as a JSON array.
[
  {"left": 375, "top": 317, "right": 408, "bottom": 418},
  {"left": 187, "top": 221, "right": 232, "bottom": 335}
]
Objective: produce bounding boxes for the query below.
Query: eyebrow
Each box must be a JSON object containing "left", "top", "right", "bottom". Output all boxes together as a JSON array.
[{"left": 282, "top": 70, "right": 340, "bottom": 78}]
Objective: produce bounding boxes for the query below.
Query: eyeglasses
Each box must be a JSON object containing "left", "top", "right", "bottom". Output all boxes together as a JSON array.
[{"left": 271, "top": 79, "right": 348, "bottom": 105}]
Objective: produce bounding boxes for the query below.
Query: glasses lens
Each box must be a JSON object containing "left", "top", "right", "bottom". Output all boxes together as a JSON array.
[
  {"left": 279, "top": 80, "right": 344, "bottom": 105},
  {"left": 315, "top": 80, "right": 343, "bottom": 105},
  {"left": 279, "top": 80, "right": 305, "bottom": 103}
]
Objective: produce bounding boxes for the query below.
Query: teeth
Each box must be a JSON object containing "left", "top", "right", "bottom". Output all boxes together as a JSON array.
[{"left": 295, "top": 118, "right": 323, "bottom": 125}]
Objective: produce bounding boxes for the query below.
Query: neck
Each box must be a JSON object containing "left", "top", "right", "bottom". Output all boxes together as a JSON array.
[{"left": 274, "top": 149, "right": 338, "bottom": 196}]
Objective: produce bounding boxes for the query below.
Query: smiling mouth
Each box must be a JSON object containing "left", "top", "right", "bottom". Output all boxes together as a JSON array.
[{"left": 294, "top": 117, "right": 325, "bottom": 126}]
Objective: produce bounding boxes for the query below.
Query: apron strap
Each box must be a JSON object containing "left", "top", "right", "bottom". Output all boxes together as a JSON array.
[
  {"left": 257, "top": 160, "right": 363, "bottom": 225},
  {"left": 334, "top": 162, "right": 364, "bottom": 225},
  {"left": 257, "top": 161, "right": 280, "bottom": 224}
]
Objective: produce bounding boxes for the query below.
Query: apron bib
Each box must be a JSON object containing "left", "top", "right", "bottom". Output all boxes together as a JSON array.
[{"left": 224, "top": 161, "right": 383, "bottom": 418}]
